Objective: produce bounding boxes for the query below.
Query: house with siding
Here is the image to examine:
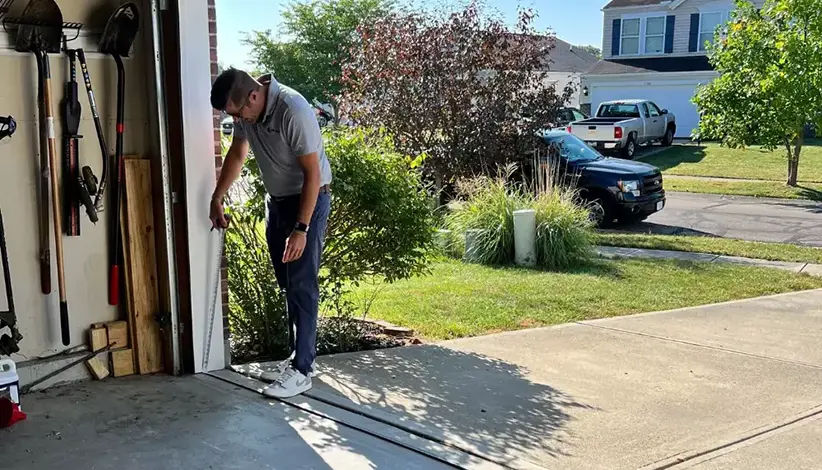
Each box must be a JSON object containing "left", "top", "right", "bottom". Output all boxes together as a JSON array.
[
  {"left": 543, "top": 37, "right": 600, "bottom": 108},
  {"left": 581, "top": 0, "right": 764, "bottom": 137}
]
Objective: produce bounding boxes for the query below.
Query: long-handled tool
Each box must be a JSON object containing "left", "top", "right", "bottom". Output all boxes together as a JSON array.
[
  {"left": 61, "top": 46, "right": 97, "bottom": 228},
  {"left": 15, "top": 0, "right": 71, "bottom": 346},
  {"left": 0, "top": 209, "right": 22, "bottom": 357},
  {"left": 202, "top": 216, "right": 230, "bottom": 372},
  {"left": 0, "top": 115, "right": 15, "bottom": 141},
  {"left": 76, "top": 49, "right": 108, "bottom": 214},
  {"left": 61, "top": 43, "right": 82, "bottom": 236},
  {"left": 99, "top": 3, "right": 139, "bottom": 307}
]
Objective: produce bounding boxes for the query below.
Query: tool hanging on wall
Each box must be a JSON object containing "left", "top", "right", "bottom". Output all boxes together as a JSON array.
[
  {"left": 99, "top": 2, "right": 139, "bottom": 307},
  {"left": 76, "top": 49, "right": 108, "bottom": 214},
  {"left": 0, "top": 116, "right": 16, "bottom": 142},
  {"left": 61, "top": 42, "right": 98, "bottom": 232},
  {"left": 15, "top": 0, "right": 72, "bottom": 346},
  {"left": 0, "top": 209, "right": 22, "bottom": 357},
  {"left": 61, "top": 42, "right": 81, "bottom": 236}
]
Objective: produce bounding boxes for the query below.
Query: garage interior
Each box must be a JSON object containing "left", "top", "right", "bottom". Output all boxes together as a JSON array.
[{"left": 1, "top": 0, "right": 230, "bottom": 428}]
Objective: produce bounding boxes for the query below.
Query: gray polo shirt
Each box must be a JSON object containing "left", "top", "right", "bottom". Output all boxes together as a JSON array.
[{"left": 233, "top": 75, "right": 333, "bottom": 198}]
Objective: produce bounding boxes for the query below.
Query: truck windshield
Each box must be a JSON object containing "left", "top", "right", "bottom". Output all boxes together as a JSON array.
[
  {"left": 543, "top": 134, "right": 601, "bottom": 162},
  {"left": 598, "top": 104, "right": 640, "bottom": 118}
]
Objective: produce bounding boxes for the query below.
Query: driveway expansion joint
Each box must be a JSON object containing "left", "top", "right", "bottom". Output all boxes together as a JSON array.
[{"left": 574, "top": 321, "right": 822, "bottom": 371}]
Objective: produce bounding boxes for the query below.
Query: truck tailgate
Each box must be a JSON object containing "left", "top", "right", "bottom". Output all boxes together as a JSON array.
[{"left": 570, "top": 121, "right": 619, "bottom": 141}]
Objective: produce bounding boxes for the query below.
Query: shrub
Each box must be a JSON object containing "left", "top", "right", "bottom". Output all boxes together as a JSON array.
[
  {"left": 444, "top": 164, "right": 594, "bottom": 269},
  {"left": 225, "top": 127, "right": 435, "bottom": 360},
  {"left": 443, "top": 165, "right": 527, "bottom": 265},
  {"left": 322, "top": 127, "right": 436, "bottom": 284},
  {"left": 533, "top": 191, "right": 594, "bottom": 270}
]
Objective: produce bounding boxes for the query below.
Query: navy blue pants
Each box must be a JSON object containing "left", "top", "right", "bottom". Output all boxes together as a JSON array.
[{"left": 265, "top": 191, "right": 331, "bottom": 375}]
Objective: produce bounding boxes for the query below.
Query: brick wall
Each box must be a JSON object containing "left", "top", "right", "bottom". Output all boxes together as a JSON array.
[{"left": 208, "top": 0, "right": 231, "bottom": 361}]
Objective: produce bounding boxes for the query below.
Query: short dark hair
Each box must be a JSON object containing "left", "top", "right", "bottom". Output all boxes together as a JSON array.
[{"left": 210, "top": 67, "right": 259, "bottom": 111}]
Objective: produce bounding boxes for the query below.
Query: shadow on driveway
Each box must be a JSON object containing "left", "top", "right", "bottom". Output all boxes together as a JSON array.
[
  {"left": 612, "top": 221, "right": 721, "bottom": 237},
  {"left": 314, "top": 345, "right": 596, "bottom": 468}
]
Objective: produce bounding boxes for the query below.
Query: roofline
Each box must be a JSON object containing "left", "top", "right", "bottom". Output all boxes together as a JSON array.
[
  {"left": 601, "top": 1, "right": 674, "bottom": 11},
  {"left": 583, "top": 70, "right": 719, "bottom": 80}
]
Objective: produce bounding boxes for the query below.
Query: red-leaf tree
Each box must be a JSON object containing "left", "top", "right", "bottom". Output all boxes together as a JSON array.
[{"left": 341, "top": 2, "right": 574, "bottom": 183}]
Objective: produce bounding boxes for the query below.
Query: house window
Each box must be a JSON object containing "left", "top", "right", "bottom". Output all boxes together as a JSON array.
[
  {"left": 621, "top": 18, "right": 640, "bottom": 55},
  {"left": 621, "top": 16, "right": 666, "bottom": 55},
  {"left": 699, "top": 11, "right": 729, "bottom": 51},
  {"left": 644, "top": 17, "right": 666, "bottom": 54}
]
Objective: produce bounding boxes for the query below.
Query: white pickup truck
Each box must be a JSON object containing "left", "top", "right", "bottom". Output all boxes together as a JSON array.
[{"left": 567, "top": 100, "right": 676, "bottom": 159}]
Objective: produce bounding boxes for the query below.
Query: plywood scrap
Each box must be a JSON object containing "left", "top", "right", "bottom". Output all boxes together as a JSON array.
[
  {"left": 111, "top": 349, "right": 135, "bottom": 377},
  {"left": 88, "top": 325, "right": 108, "bottom": 351},
  {"left": 87, "top": 325, "right": 111, "bottom": 380},
  {"left": 122, "top": 159, "right": 164, "bottom": 374},
  {"left": 86, "top": 356, "right": 110, "bottom": 380},
  {"left": 105, "top": 321, "right": 129, "bottom": 349}
]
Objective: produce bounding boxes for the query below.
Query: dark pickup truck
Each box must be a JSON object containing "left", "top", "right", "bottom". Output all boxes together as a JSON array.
[{"left": 538, "top": 130, "right": 666, "bottom": 227}]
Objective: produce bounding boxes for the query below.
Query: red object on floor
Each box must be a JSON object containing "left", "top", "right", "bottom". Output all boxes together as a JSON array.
[{"left": 0, "top": 397, "right": 26, "bottom": 428}]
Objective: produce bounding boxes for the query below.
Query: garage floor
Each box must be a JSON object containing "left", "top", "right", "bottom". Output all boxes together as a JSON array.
[{"left": 0, "top": 374, "right": 452, "bottom": 470}]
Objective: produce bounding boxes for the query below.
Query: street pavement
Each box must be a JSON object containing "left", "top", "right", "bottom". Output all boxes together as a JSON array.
[
  {"left": 627, "top": 191, "right": 822, "bottom": 246},
  {"left": 304, "top": 289, "right": 822, "bottom": 470}
]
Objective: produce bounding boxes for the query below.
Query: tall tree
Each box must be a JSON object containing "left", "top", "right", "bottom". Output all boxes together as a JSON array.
[
  {"left": 244, "top": 0, "right": 393, "bottom": 119},
  {"left": 341, "top": 3, "right": 573, "bottom": 183},
  {"left": 693, "top": 0, "right": 822, "bottom": 186}
]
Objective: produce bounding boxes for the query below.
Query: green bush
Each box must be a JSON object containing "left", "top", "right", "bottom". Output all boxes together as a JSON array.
[
  {"left": 443, "top": 165, "right": 527, "bottom": 265},
  {"left": 444, "top": 164, "right": 594, "bottom": 269},
  {"left": 533, "top": 191, "right": 594, "bottom": 270},
  {"left": 225, "top": 127, "right": 435, "bottom": 360},
  {"left": 322, "top": 127, "right": 436, "bottom": 284}
]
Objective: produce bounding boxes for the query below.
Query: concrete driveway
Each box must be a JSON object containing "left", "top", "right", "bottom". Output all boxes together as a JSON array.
[
  {"left": 626, "top": 191, "right": 822, "bottom": 246},
  {"left": 303, "top": 289, "right": 822, "bottom": 470},
  {"left": 2, "top": 375, "right": 454, "bottom": 470}
]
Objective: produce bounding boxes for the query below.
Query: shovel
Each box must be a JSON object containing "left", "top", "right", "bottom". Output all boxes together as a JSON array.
[
  {"left": 15, "top": 0, "right": 71, "bottom": 346},
  {"left": 99, "top": 2, "right": 139, "bottom": 307}
]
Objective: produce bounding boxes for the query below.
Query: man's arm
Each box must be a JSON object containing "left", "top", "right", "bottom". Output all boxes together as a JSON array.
[
  {"left": 296, "top": 152, "right": 321, "bottom": 226},
  {"left": 282, "top": 101, "right": 324, "bottom": 262},
  {"left": 210, "top": 136, "right": 249, "bottom": 228}
]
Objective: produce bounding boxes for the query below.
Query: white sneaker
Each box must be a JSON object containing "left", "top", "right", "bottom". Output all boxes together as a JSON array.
[
  {"left": 259, "top": 358, "right": 318, "bottom": 382},
  {"left": 262, "top": 366, "right": 312, "bottom": 398}
]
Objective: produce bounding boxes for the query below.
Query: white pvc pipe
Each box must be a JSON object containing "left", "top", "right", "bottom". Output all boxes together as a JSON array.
[{"left": 513, "top": 210, "right": 537, "bottom": 267}]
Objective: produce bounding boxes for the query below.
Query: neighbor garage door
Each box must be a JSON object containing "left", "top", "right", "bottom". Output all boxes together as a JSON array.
[{"left": 588, "top": 75, "right": 715, "bottom": 138}]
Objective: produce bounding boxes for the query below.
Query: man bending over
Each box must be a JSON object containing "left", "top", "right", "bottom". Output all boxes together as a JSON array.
[{"left": 210, "top": 68, "right": 332, "bottom": 398}]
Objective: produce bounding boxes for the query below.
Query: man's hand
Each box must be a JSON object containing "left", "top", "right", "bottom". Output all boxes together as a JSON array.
[
  {"left": 210, "top": 197, "right": 228, "bottom": 229},
  {"left": 283, "top": 231, "right": 307, "bottom": 263}
]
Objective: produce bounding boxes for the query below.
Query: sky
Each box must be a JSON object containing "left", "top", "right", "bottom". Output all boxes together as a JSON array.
[{"left": 215, "top": 0, "right": 608, "bottom": 69}]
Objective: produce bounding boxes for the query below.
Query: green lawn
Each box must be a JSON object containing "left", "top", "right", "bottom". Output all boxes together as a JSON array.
[
  {"left": 664, "top": 176, "right": 822, "bottom": 201},
  {"left": 351, "top": 259, "right": 822, "bottom": 340},
  {"left": 642, "top": 142, "right": 822, "bottom": 183},
  {"left": 596, "top": 232, "right": 822, "bottom": 264}
]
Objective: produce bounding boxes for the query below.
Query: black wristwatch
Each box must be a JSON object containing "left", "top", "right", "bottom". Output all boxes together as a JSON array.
[{"left": 294, "top": 222, "right": 310, "bottom": 233}]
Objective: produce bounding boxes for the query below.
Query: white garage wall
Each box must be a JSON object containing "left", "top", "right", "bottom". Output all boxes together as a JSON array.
[{"left": 586, "top": 72, "right": 717, "bottom": 138}]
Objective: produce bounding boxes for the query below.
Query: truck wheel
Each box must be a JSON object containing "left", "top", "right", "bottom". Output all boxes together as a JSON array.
[
  {"left": 584, "top": 195, "right": 615, "bottom": 228},
  {"left": 662, "top": 127, "right": 674, "bottom": 146},
  {"left": 621, "top": 135, "right": 636, "bottom": 159}
]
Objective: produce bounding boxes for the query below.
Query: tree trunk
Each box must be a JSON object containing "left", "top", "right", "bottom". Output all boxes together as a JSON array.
[{"left": 786, "top": 133, "right": 803, "bottom": 187}]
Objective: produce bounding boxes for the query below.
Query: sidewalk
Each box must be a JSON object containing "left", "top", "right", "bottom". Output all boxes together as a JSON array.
[{"left": 596, "top": 245, "right": 822, "bottom": 276}]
